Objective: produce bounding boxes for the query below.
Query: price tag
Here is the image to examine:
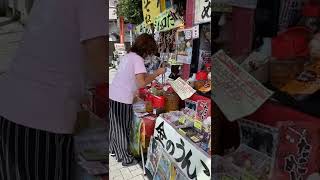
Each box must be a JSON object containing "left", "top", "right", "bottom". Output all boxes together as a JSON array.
[
  {"left": 178, "top": 116, "right": 186, "bottom": 124},
  {"left": 193, "top": 25, "right": 199, "bottom": 39},
  {"left": 194, "top": 120, "right": 202, "bottom": 130},
  {"left": 178, "top": 129, "right": 187, "bottom": 136}
]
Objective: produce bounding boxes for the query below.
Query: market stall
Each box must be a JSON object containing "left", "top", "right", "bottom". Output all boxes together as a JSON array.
[
  {"left": 211, "top": 0, "right": 320, "bottom": 179},
  {"left": 109, "top": 0, "right": 212, "bottom": 179},
  {"left": 130, "top": 80, "right": 212, "bottom": 179}
]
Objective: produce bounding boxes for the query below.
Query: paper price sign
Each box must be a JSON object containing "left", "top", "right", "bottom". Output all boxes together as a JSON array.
[
  {"left": 193, "top": 25, "right": 200, "bottom": 39},
  {"left": 194, "top": 120, "right": 203, "bottom": 130},
  {"left": 178, "top": 116, "right": 186, "bottom": 124}
]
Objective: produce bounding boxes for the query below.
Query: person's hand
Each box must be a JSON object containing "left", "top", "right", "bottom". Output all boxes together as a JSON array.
[{"left": 156, "top": 67, "right": 166, "bottom": 76}]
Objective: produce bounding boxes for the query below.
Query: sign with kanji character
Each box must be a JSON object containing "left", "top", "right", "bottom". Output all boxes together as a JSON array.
[
  {"left": 154, "top": 8, "right": 184, "bottom": 32},
  {"left": 134, "top": 23, "right": 153, "bottom": 35},
  {"left": 149, "top": 117, "right": 211, "bottom": 180},
  {"left": 194, "top": 0, "right": 212, "bottom": 24},
  {"left": 142, "top": 0, "right": 161, "bottom": 25}
]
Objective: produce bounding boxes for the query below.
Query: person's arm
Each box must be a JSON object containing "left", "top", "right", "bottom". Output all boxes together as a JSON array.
[
  {"left": 82, "top": 36, "right": 107, "bottom": 84},
  {"left": 135, "top": 68, "right": 165, "bottom": 88}
]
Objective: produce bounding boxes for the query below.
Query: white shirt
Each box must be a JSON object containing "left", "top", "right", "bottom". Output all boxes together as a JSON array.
[{"left": 0, "top": 0, "right": 107, "bottom": 134}]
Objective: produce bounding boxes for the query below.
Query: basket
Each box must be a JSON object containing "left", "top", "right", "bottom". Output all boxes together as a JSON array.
[
  {"left": 164, "top": 92, "right": 180, "bottom": 112},
  {"left": 272, "top": 27, "right": 312, "bottom": 59}
]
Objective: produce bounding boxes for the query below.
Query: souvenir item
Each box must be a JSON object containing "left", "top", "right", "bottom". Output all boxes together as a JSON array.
[{"left": 273, "top": 121, "right": 320, "bottom": 180}]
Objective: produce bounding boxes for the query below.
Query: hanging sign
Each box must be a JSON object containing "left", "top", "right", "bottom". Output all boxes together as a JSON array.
[
  {"left": 142, "top": 0, "right": 161, "bottom": 24},
  {"left": 134, "top": 23, "right": 153, "bottom": 34},
  {"left": 154, "top": 8, "right": 184, "bottom": 32},
  {"left": 135, "top": 8, "right": 184, "bottom": 34},
  {"left": 194, "top": 0, "right": 212, "bottom": 24}
]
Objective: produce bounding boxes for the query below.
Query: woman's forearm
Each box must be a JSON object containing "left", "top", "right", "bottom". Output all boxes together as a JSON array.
[{"left": 144, "top": 72, "right": 160, "bottom": 85}]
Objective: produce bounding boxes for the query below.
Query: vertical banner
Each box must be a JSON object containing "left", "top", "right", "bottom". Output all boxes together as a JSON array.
[
  {"left": 185, "top": 0, "right": 195, "bottom": 28},
  {"left": 194, "top": 0, "right": 211, "bottom": 24},
  {"left": 142, "top": 0, "right": 161, "bottom": 24}
]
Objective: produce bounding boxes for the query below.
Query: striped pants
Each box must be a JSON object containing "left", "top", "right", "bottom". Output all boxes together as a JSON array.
[
  {"left": 0, "top": 116, "right": 73, "bottom": 180},
  {"left": 109, "top": 99, "right": 134, "bottom": 163}
]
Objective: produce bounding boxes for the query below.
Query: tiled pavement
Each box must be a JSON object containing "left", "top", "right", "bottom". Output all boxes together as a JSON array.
[{"left": 109, "top": 155, "right": 149, "bottom": 180}]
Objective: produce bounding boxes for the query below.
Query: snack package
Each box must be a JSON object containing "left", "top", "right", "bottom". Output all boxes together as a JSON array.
[
  {"left": 281, "top": 61, "right": 320, "bottom": 98},
  {"left": 273, "top": 121, "right": 320, "bottom": 180}
]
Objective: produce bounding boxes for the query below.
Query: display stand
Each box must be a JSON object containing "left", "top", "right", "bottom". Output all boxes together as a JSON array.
[{"left": 146, "top": 116, "right": 211, "bottom": 180}]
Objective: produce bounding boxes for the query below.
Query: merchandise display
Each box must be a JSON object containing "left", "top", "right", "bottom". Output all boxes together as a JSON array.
[{"left": 212, "top": 0, "right": 320, "bottom": 179}]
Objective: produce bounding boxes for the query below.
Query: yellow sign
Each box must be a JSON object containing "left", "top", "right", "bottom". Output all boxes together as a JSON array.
[
  {"left": 154, "top": 8, "right": 184, "bottom": 32},
  {"left": 135, "top": 8, "right": 184, "bottom": 34},
  {"left": 194, "top": 120, "right": 203, "bottom": 130},
  {"left": 178, "top": 116, "right": 186, "bottom": 124},
  {"left": 142, "top": 0, "right": 161, "bottom": 24}
]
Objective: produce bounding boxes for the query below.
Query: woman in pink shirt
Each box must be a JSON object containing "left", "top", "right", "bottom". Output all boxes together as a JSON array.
[
  {"left": 0, "top": 0, "right": 107, "bottom": 179},
  {"left": 109, "top": 34, "right": 165, "bottom": 166}
]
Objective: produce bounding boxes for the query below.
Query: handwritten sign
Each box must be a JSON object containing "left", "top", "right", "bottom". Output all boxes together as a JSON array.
[
  {"left": 152, "top": 117, "right": 211, "bottom": 180},
  {"left": 196, "top": 100, "right": 211, "bottom": 121},
  {"left": 134, "top": 23, "right": 153, "bottom": 35},
  {"left": 274, "top": 121, "right": 320, "bottom": 180},
  {"left": 142, "top": 0, "right": 161, "bottom": 24},
  {"left": 154, "top": 8, "right": 184, "bottom": 32},
  {"left": 194, "top": 0, "right": 211, "bottom": 24},
  {"left": 169, "top": 77, "right": 196, "bottom": 100},
  {"left": 212, "top": 50, "right": 273, "bottom": 121},
  {"left": 135, "top": 8, "right": 184, "bottom": 34}
]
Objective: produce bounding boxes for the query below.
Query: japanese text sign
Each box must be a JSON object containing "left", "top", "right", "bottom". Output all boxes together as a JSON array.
[
  {"left": 154, "top": 8, "right": 184, "bottom": 32},
  {"left": 153, "top": 117, "right": 211, "bottom": 180},
  {"left": 194, "top": 0, "right": 212, "bottom": 24},
  {"left": 142, "top": 0, "right": 161, "bottom": 24},
  {"left": 212, "top": 50, "right": 273, "bottom": 121}
]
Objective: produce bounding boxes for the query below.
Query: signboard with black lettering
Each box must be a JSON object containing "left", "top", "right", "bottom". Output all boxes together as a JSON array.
[
  {"left": 194, "top": 0, "right": 211, "bottom": 24},
  {"left": 151, "top": 117, "right": 211, "bottom": 180},
  {"left": 135, "top": 8, "right": 184, "bottom": 34},
  {"left": 154, "top": 8, "right": 184, "bottom": 32},
  {"left": 142, "top": 0, "right": 161, "bottom": 24}
]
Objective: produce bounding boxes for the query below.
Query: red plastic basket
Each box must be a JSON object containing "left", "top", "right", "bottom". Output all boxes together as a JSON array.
[{"left": 272, "top": 27, "right": 312, "bottom": 60}]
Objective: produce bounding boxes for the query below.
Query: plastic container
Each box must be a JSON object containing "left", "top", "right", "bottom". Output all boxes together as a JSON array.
[
  {"left": 152, "top": 95, "right": 165, "bottom": 109},
  {"left": 272, "top": 27, "right": 312, "bottom": 59},
  {"left": 196, "top": 71, "right": 208, "bottom": 81},
  {"left": 164, "top": 92, "right": 180, "bottom": 112}
]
